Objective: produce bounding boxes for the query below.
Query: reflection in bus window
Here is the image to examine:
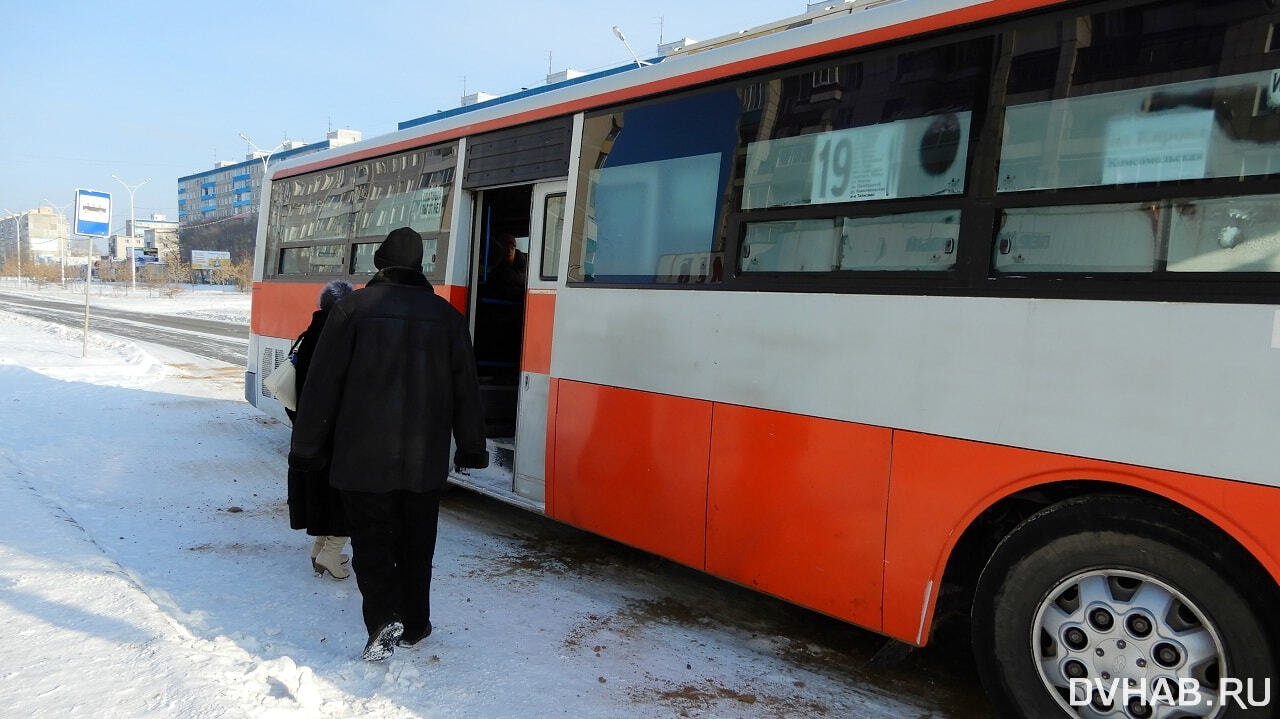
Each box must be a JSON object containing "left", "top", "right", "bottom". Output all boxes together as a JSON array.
[
  {"left": 995, "top": 205, "right": 1159, "bottom": 274},
  {"left": 350, "top": 238, "right": 438, "bottom": 275},
  {"left": 743, "top": 113, "right": 970, "bottom": 209},
  {"left": 1000, "top": 71, "right": 1280, "bottom": 192},
  {"left": 997, "top": 196, "right": 1280, "bottom": 275},
  {"left": 278, "top": 244, "right": 345, "bottom": 275},
  {"left": 737, "top": 36, "right": 988, "bottom": 212},
  {"left": 1168, "top": 195, "right": 1280, "bottom": 272},
  {"left": 572, "top": 89, "right": 740, "bottom": 284},
  {"left": 740, "top": 210, "right": 959, "bottom": 273},
  {"left": 540, "top": 193, "right": 565, "bottom": 281}
]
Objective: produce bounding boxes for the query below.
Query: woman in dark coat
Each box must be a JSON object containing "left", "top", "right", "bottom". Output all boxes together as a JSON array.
[{"left": 286, "top": 279, "right": 354, "bottom": 579}]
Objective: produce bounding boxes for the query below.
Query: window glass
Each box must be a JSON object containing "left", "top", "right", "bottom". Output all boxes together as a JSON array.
[
  {"left": 540, "top": 193, "right": 565, "bottom": 280},
  {"left": 738, "top": 38, "right": 988, "bottom": 210},
  {"left": 999, "top": 0, "right": 1280, "bottom": 192},
  {"left": 351, "top": 238, "right": 439, "bottom": 274},
  {"left": 1000, "top": 70, "right": 1280, "bottom": 192},
  {"left": 996, "top": 204, "right": 1159, "bottom": 273},
  {"left": 354, "top": 144, "right": 456, "bottom": 243},
  {"left": 996, "top": 196, "right": 1280, "bottom": 274},
  {"left": 741, "top": 210, "right": 960, "bottom": 273},
  {"left": 570, "top": 89, "right": 741, "bottom": 284},
  {"left": 1167, "top": 194, "right": 1280, "bottom": 272},
  {"left": 279, "top": 244, "right": 345, "bottom": 275}
]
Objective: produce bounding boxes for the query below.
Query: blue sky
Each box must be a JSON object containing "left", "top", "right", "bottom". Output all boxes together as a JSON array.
[{"left": 0, "top": 1, "right": 804, "bottom": 230}]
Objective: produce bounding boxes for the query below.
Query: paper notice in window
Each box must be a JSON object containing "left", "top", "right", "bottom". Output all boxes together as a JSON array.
[{"left": 1102, "top": 109, "right": 1214, "bottom": 185}]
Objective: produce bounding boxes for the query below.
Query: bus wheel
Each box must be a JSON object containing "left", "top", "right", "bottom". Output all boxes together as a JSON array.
[{"left": 972, "top": 495, "right": 1276, "bottom": 719}]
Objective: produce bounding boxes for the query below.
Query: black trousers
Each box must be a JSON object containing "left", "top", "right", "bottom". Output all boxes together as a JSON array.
[{"left": 340, "top": 488, "right": 441, "bottom": 638}]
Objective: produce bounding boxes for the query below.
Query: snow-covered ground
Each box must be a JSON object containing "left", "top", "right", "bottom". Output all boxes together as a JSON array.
[
  {"left": 0, "top": 290, "right": 987, "bottom": 718},
  {"left": 0, "top": 278, "right": 251, "bottom": 325}
]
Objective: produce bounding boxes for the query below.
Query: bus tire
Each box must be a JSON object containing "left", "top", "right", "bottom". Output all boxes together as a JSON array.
[{"left": 971, "top": 495, "right": 1276, "bottom": 719}]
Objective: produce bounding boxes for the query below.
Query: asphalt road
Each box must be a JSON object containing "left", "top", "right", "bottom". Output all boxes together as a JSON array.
[{"left": 0, "top": 292, "right": 248, "bottom": 365}]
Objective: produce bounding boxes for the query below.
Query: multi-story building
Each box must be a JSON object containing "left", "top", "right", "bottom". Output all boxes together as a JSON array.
[
  {"left": 177, "top": 129, "right": 361, "bottom": 262},
  {"left": 1, "top": 207, "right": 70, "bottom": 272},
  {"left": 110, "top": 214, "right": 179, "bottom": 260}
]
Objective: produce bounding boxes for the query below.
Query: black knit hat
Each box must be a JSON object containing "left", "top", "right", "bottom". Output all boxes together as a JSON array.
[{"left": 374, "top": 227, "right": 424, "bottom": 269}]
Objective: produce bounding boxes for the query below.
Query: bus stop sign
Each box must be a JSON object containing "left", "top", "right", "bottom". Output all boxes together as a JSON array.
[{"left": 74, "top": 189, "right": 111, "bottom": 237}]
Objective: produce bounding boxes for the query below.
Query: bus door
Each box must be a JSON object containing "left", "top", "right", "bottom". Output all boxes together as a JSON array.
[
  {"left": 466, "top": 181, "right": 563, "bottom": 505},
  {"left": 513, "top": 180, "right": 567, "bottom": 503}
]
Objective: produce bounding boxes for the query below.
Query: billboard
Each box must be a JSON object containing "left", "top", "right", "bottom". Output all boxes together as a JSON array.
[
  {"left": 74, "top": 189, "right": 111, "bottom": 237},
  {"left": 190, "top": 250, "right": 231, "bottom": 270}
]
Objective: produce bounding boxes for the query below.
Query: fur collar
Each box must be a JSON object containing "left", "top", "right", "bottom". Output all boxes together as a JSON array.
[{"left": 367, "top": 266, "right": 431, "bottom": 288}]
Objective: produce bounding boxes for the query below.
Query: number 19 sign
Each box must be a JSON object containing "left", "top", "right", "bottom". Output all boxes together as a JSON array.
[{"left": 74, "top": 189, "right": 111, "bottom": 237}]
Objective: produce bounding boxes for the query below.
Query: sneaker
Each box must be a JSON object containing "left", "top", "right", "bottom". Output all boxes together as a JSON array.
[
  {"left": 397, "top": 621, "right": 432, "bottom": 648},
  {"left": 362, "top": 621, "right": 404, "bottom": 662}
]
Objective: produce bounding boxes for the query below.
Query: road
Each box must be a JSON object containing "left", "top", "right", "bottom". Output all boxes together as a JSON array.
[{"left": 0, "top": 292, "right": 247, "bottom": 365}]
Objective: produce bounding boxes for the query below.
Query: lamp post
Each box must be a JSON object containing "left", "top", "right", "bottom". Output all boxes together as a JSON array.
[
  {"left": 43, "top": 198, "right": 72, "bottom": 287},
  {"left": 111, "top": 175, "right": 151, "bottom": 293},
  {"left": 2, "top": 208, "right": 21, "bottom": 288},
  {"left": 237, "top": 134, "right": 284, "bottom": 285}
]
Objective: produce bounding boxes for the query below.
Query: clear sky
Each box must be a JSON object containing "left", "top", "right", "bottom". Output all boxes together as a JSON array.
[{"left": 0, "top": 1, "right": 806, "bottom": 230}]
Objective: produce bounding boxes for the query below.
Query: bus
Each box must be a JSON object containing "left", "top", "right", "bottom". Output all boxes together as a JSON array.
[{"left": 246, "top": 0, "right": 1280, "bottom": 715}]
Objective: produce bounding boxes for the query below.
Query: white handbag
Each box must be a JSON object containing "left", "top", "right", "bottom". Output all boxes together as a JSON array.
[
  {"left": 263, "top": 357, "right": 298, "bottom": 410},
  {"left": 264, "top": 334, "right": 304, "bottom": 410}
]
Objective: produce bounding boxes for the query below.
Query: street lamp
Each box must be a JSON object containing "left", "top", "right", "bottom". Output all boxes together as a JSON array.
[
  {"left": 238, "top": 132, "right": 285, "bottom": 174},
  {"left": 111, "top": 174, "right": 151, "bottom": 293},
  {"left": 2, "top": 208, "right": 21, "bottom": 288},
  {"left": 43, "top": 198, "right": 72, "bottom": 287}
]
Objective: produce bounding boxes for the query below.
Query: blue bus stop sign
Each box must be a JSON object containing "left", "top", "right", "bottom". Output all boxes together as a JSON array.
[{"left": 74, "top": 189, "right": 111, "bottom": 237}]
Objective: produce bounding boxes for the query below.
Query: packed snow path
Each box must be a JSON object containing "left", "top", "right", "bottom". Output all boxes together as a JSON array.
[{"left": 0, "top": 307, "right": 991, "bottom": 717}]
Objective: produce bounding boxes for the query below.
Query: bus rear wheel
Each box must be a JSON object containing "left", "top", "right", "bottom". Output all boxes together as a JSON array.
[{"left": 971, "top": 495, "right": 1276, "bottom": 719}]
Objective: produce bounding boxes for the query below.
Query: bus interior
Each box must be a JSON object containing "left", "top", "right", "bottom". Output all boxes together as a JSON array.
[{"left": 470, "top": 185, "right": 533, "bottom": 479}]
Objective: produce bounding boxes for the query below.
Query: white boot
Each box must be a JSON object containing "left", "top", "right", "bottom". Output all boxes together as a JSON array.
[
  {"left": 313, "top": 536, "right": 351, "bottom": 580},
  {"left": 310, "top": 536, "right": 348, "bottom": 566}
]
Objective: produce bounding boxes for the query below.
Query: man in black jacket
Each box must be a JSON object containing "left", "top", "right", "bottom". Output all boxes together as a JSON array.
[{"left": 289, "top": 226, "right": 488, "bottom": 661}]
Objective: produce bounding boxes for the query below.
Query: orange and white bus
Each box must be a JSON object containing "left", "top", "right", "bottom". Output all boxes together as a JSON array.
[{"left": 246, "top": 0, "right": 1280, "bottom": 715}]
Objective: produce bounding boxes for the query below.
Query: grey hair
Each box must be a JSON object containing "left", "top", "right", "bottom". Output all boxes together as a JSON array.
[{"left": 319, "top": 280, "right": 355, "bottom": 311}]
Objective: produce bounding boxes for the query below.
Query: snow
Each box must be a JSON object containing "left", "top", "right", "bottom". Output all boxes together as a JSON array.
[
  {"left": 0, "top": 288, "right": 975, "bottom": 718},
  {"left": 0, "top": 278, "right": 251, "bottom": 325}
]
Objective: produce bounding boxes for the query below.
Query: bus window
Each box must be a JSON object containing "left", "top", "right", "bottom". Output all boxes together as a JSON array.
[
  {"left": 539, "top": 193, "right": 565, "bottom": 281},
  {"left": 994, "top": 204, "right": 1159, "bottom": 274},
  {"left": 740, "top": 210, "right": 960, "bottom": 273},
  {"left": 1168, "top": 195, "right": 1280, "bottom": 272},
  {"left": 571, "top": 89, "right": 740, "bottom": 284},
  {"left": 999, "top": 0, "right": 1280, "bottom": 194},
  {"left": 279, "top": 243, "right": 346, "bottom": 275}
]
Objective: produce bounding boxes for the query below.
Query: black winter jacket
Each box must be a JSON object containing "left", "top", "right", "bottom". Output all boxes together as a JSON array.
[{"left": 289, "top": 267, "right": 488, "bottom": 493}]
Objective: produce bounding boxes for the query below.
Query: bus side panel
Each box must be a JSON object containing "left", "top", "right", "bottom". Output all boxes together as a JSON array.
[
  {"left": 706, "top": 404, "right": 891, "bottom": 630},
  {"left": 549, "top": 380, "right": 711, "bottom": 569},
  {"left": 251, "top": 281, "right": 470, "bottom": 339},
  {"left": 521, "top": 292, "right": 555, "bottom": 375},
  {"left": 882, "top": 431, "right": 1280, "bottom": 645},
  {"left": 251, "top": 281, "right": 325, "bottom": 338},
  {"left": 438, "top": 284, "right": 469, "bottom": 315}
]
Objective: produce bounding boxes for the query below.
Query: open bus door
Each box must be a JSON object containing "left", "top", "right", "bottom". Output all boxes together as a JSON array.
[
  {"left": 464, "top": 180, "right": 564, "bottom": 507},
  {"left": 513, "top": 180, "right": 566, "bottom": 504}
]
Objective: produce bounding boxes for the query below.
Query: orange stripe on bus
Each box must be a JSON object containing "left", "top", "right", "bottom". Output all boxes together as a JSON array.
[
  {"left": 882, "top": 431, "right": 1280, "bottom": 645},
  {"left": 251, "top": 281, "right": 470, "bottom": 339},
  {"left": 549, "top": 381, "right": 711, "bottom": 570},
  {"left": 707, "top": 403, "right": 892, "bottom": 630},
  {"left": 521, "top": 292, "right": 555, "bottom": 375},
  {"left": 276, "top": 0, "right": 1067, "bottom": 180}
]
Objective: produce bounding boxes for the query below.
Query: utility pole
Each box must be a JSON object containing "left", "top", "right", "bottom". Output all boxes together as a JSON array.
[{"left": 112, "top": 175, "right": 151, "bottom": 293}]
